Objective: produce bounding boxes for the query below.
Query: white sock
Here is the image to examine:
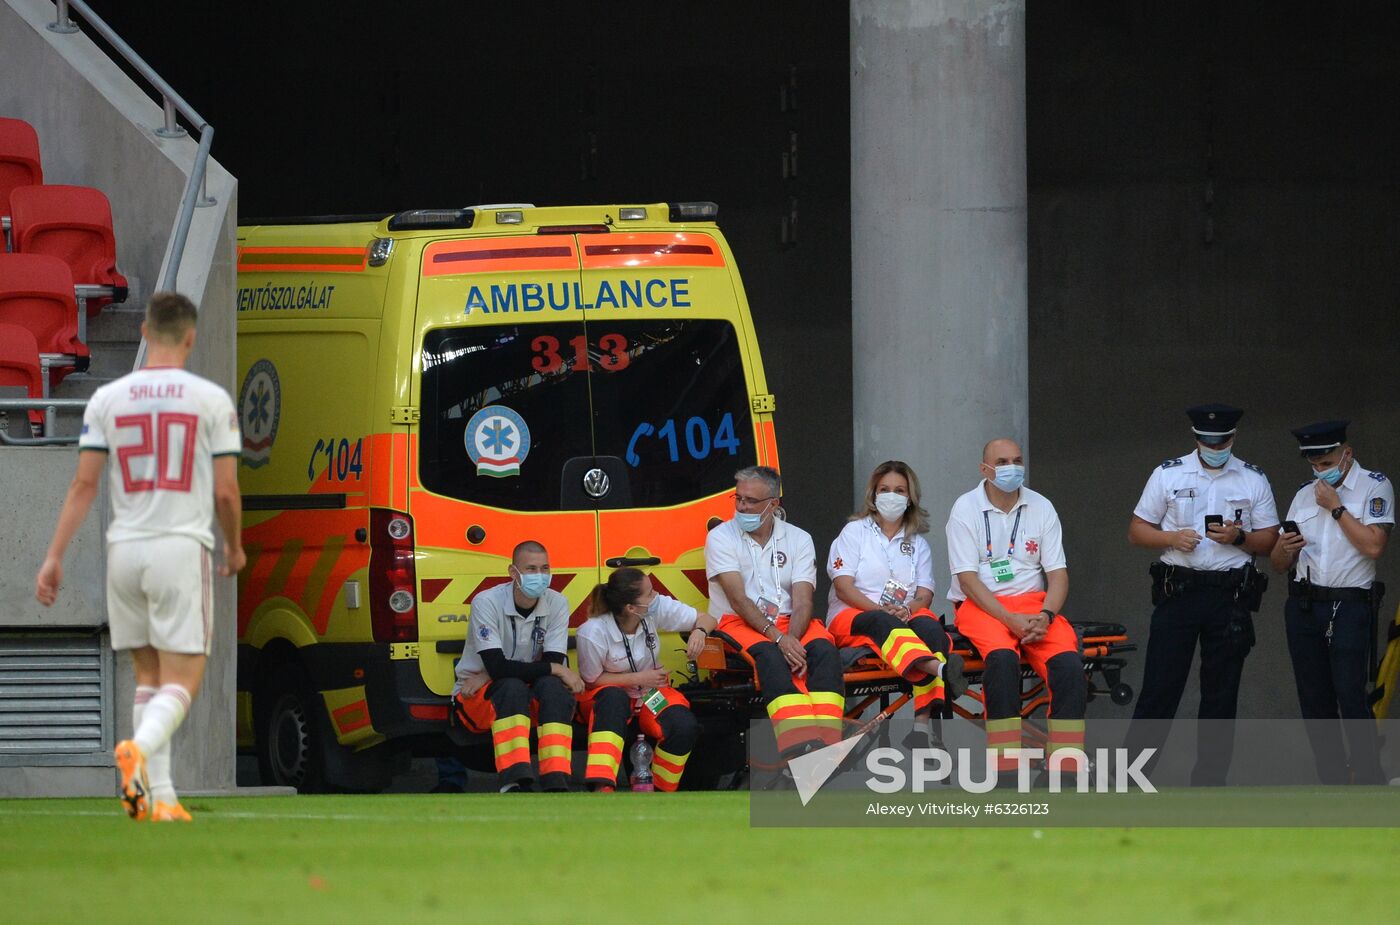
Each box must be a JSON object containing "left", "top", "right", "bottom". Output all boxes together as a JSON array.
[
  {"left": 913, "top": 716, "right": 932, "bottom": 736},
  {"left": 133, "top": 684, "right": 191, "bottom": 761},
  {"left": 132, "top": 686, "right": 157, "bottom": 732}
]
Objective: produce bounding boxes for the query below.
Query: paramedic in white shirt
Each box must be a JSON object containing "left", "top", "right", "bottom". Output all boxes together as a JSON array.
[
  {"left": 826, "top": 460, "right": 967, "bottom": 747},
  {"left": 705, "top": 465, "right": 844, "bottom": 758},
  {"left": 575, "top": 567, "right": 718, "bottom": 791}
]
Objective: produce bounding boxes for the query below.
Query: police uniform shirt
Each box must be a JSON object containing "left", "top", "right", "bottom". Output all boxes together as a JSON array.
[
  {"left": 575, "top": 595, "right": 700, "bottom": 698},
  {"left": 825, "top": 516, "right": 935, "bottom": 619},
  {"left": 453, "top": 581, "right": 570, "bottom": 691},
  {"left": 1133, "top": 451, "right": 1279, "bottom": 571},
  {"left": 945, "top": 482, "right": 1067, "bottom": 603},
  {"left": 1285, "top": 462, "right": 1394, "bottom": 589},
  {"left": 704, "top": 517, "right": 817, "bottom": 617}
]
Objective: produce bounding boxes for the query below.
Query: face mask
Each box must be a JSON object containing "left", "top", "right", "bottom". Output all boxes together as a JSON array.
[
  {"left": 990, "top": 465, "right": 1024, "bottom": 493},
  {"left": 640, "top": 595, "right": 660, "bottom": 618},
  {"left": 515, "top": 570, "right": 550, "bottom": 599},
  {"left": 874, "top": 492, "right": 909, "bottom": 523},
  {"left": 735, "top": 501, "right": 772, "bottom": 533},
  {"left": 1199, "top": 446, "right": 1232, "bottom": 468},
  {"left": 1316, "top": 454, "right": 1348, "bottom": 486}
]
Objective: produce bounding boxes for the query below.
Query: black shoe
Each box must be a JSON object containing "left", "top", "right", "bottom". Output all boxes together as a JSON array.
[
  {"left": 539, "top": 772, "right": 571, "bottom": 793},
  {"left": 499, "top": 779, "right": 535, "bottom": 793},
  {"left": 942, "top": 652, "right": 969, "bottom": 701}
]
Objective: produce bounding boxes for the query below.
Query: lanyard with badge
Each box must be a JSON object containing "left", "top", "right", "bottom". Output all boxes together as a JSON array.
[
  {"left": 508, "top": 610, "right": 544, "bottom": 660},
  {"left": 984, "top": 508, "right": 1023, "bottom": 584},
  {"left": 747, "top": 534, "right": 784, "bottom": 622},
  {"left": 616, "top": 614, "right": 668, "bottom": 713},
  {"left": 872, "top": 518, "right": 914, "bottom": 606}
]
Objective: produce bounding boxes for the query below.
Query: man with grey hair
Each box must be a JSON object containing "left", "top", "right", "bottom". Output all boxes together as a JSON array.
[{"left": 705, "top": 466, "right": 845, "bottom": 758}]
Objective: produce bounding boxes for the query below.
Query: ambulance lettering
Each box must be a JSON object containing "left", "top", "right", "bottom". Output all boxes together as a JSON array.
[
  {"left": 236, "top": 283, "right": 336, "bottom": 312},
  {"left": 463, "top": 278, "right": 691, "bottom": 314}
]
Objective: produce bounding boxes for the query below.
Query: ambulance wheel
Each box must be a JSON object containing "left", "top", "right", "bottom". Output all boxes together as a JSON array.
[
  {"left": 1111, "top": 683, "right": 1134, "bottom": 706},
  {"left": 256, "top": 664, "right": 329, "bottom": 793}
]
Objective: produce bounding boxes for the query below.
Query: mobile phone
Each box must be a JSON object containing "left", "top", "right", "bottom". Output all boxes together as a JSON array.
[
  {"left": 1283, "top": 520, "right": 1299, "bottom": 535},
  {"left": 1204, "top": 514, "right": 1224, "bottom": 531}
]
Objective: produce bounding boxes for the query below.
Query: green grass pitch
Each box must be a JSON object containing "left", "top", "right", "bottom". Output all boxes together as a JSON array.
[{"left": 4, "top": 793, "right": 1398, "bottom": 924}]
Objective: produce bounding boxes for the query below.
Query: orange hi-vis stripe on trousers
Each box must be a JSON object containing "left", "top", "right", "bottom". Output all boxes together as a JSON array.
[
  {"left": 651, "top": 746, "right": 689, "bottom": 792},
  {"left": 1046, "top": 719, "right": 1086, "bottom": 773},
  {"left": 767, "top": 692, "right": 822, "bottom": 754},
  {"left": 985, "top": 716, "right": 1022, "bottom": 772},
  {"left": 537, "top": 722, "right": 573, "bottom": 778},
  {"left": 880, "top": 626, "right": 935, "bottom": 678},
  {"left": 585, "top": 730, "right": 624, "bottom": 785},
  {"left": 492, "top": 714, "right": 531, "bottom": 773},
  {"left": 808, "top": 691, "right": 845, "bottom": 745},
  {"left": 911, "top": 651, "right": 947, "bottom": 714}
]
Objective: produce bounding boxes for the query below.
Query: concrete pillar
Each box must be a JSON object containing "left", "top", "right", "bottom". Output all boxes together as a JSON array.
[{"left": 850, "top": 0, "right": 1028, "bottom": 606}]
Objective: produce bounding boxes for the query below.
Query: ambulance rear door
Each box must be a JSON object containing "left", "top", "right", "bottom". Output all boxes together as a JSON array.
[
  {"left": 576, "top": 230, "right": 761, "bottom": 613},
  {"left": 409, "top": 235, "right": 601, "bottom": 695}
]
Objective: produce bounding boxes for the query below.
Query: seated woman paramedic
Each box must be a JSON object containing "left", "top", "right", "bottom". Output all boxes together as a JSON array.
[
  {"left": 574, "top": 568, "right": 717, "bottom": 792},
  {"left": 825, "top": 460, "right": 968, "bottom": 747}
]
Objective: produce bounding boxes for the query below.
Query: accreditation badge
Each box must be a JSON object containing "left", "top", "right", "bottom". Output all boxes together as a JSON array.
[{"left": 989, "top": 557, "right": 1016, "bottom": 583}]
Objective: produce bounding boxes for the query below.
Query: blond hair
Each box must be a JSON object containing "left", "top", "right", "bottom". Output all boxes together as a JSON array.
[{"left": 851, "top": 460, "right": 929, "bottom": 534}]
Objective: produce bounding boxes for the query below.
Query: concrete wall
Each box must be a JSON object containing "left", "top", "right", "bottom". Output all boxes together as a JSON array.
[
  {"left": 851, "top": 0, "right": 1028, "bottom": 603},
  {"left": 0, "top": 0, "right": 238, "bottom": 794},
  {"left": 1026, "top": 1, "right": 1400, "bottom": 719}
]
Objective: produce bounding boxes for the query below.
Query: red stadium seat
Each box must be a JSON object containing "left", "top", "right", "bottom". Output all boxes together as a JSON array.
[
  {"left": 0, "top": 253, "right": 87, "bottom": 389},
  {"left": 0, "top": 118, "right": 42, "bottom": 252},
  {"left": 9, "top": 184, "right": 128, "bottom": 314},
  {"left": 0, "top": 321, "right": 46, "bottom": 429}
]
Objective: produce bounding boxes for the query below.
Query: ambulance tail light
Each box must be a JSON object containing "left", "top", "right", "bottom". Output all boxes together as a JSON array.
[
  {"left": 369, "top": 509, "right": 418, "bottom": 643},
  {"left": 537, "top": 224, "right": 610, "bottom": 235},
  {"left": 667, "top": 201, "right": 719, "bottom": 222}
]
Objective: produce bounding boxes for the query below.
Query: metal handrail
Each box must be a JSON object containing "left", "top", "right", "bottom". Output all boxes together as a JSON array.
[
  {"left": 0, "top": 398, "right": 87, "bottom": 446},
  {"left": 47, "top": 0, "right": 216, "bottom": 371}
]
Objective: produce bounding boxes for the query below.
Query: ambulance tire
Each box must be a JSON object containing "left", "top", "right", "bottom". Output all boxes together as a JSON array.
[
  {"left": 256, "top": 664, "right": 330, "bottom": 793},
  {"left": 256, "top": 664, "right": 396, "bottom": 793}
]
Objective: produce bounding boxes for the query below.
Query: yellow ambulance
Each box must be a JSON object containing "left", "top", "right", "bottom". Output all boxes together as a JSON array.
[{"left": 234, "top": 203, "right": 777, "bottom": 790}]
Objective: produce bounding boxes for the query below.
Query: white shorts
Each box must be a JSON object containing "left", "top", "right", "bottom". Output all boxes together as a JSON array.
[{"left": 106, "top": 536, "right": 213, "bottom": 655}]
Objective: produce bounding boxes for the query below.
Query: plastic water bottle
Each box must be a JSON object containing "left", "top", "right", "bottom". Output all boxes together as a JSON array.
[{"left": 629, "top": 734, "right": 654, "bottom": 792}]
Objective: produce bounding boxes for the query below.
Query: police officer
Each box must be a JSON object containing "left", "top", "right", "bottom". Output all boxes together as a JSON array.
[
  {"left": 1270, "top": 421, "right": 1391, "bottom": 784},
  {"left": 1126, "top": 404, "right": 1279, "bottom": 785}
]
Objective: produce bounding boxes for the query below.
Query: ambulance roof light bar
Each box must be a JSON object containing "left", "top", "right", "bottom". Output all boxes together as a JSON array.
[
  {"left": 386, "top": 208, "right": 475, "bottom": 231},
  {"left": 668, "top": 201, "right": 719, "bottom": 222}
]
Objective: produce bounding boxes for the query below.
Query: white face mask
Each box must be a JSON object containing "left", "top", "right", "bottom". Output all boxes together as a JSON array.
[{"left": 874, "top": 491, "right": 909, "bottom": 523}]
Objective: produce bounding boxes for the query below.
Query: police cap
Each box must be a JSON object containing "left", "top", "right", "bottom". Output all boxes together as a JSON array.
[
  {"left": 1187, "top": 404, "right": 1243, "bottom": 446},
  {"left": 1291, "top": 420, "right": 1349, "bottom": 458}
]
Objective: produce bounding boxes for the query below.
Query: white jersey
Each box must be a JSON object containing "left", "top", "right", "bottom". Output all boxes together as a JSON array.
[{"left": 78, "top": 366, "right": 240, "bottom": 549}]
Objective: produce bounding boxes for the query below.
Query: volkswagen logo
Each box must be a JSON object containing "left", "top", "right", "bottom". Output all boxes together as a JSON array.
[{"left": 583, "top": 467, "right": 610, "bottom": 499}]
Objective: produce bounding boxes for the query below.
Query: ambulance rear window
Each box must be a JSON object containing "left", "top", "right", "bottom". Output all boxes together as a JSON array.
[{"left": 418, "top": 320, "right": 756, "bottom": 510}]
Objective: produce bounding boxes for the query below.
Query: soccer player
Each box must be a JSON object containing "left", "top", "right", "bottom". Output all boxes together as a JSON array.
[{"left": 35, "top": 292, "right": 244, "bottom": 822}]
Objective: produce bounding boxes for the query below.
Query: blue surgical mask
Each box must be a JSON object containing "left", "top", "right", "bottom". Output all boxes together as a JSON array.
[
  {"left": 992, "top": 465, "right": 1025, "bottom": 493},
  {"left": 1199, "top": 446, "right": 1233, "bottom": 468},
  {"left": 1315, "top": 460, "right": 1346, "bottom": 486},
  {"left": 516, "top": 571, "right": 550, "bottom": 599},
  {"left": 735, "top": 511, "right": 764, "bottom": 533}
]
